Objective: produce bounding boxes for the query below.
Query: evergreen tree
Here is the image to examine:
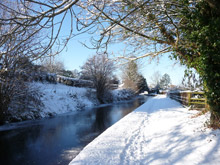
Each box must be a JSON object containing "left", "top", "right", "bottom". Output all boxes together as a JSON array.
[
  {"left": 137, "top": 75, "right": 149, "bottom": 93},
  {"left": 176, "top": 0, "right": 220, "bottom": 128}
]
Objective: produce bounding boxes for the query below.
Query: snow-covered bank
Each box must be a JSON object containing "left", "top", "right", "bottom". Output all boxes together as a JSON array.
[
  {"left": 37, "top": 82, "right": 136, "bottom": 117},
  {"left": 70, "top": 95, "right": 220, "bottom": 165},
  {"left": 6, "top": 82, "right": 136, "bottom": 122},
  {"left": 36, "top": 82, "right": 96, "bottom": 118}
]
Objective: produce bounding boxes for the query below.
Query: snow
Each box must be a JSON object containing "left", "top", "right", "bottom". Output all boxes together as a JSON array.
[
  {"left": 70, "top": 95, "right": 220, "bottom": 165},
  {"left": 2, "top": 81, "right": 136, "bottom": 124},
  {"left": 111, "top": 89, "right": 135, "bottom": 102},
  {"left": 33, "top": 82, "right": 135, "bottom": 118},
  {"left": 34, "top": 82, "right": 96, "bottom": 117}
]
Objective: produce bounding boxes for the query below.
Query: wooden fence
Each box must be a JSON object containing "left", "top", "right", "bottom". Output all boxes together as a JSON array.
[{"left": 168, "top": 91, "right": 207, "bottom": 108}]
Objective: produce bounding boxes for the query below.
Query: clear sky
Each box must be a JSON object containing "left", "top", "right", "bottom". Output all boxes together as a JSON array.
[{"left": 58, "top": 36, "right": 186, "bottom": 86}]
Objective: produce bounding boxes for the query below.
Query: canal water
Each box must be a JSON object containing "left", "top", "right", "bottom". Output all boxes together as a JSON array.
[{"left": 0, "top": 96, "right": 148, "bottom": 165}]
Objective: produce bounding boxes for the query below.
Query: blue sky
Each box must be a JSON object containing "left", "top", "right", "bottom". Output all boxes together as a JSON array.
[{"left": 58, "top": 36, "right": 186, "bottom": 86}]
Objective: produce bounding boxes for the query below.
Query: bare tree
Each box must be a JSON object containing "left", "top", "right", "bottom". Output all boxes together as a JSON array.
[
  {"left": 71, "top": 69, "right": 80, "bottom": 78},
  {"left": 160, "top": 73, "right": 171, "bottom": 90},
  {"left": 1, "top": 0, "right": 218, "bottom": 57},
  {"left": 0, "top": 0, "right": 47, "bottom": 123},
  {"left": 41, "top": 58, "right": 65, "bottom": 74},
  {"left": 150, "top": 71, "right": 162, "bottom": 88},
  {"left": 0, "top": 0, "right": 218, "bottom": 65},
  {"left": 122, "top": 60, "right": 148, "bottom": 93},
  {"left": 0, "top": 0, "right": 187, "bottom": 59},
  {"left": 81, "top": 53, "right": 115, "bottom": 103},
  {"left": 0, "top": 0, "right": 80, "bottom": 60}
]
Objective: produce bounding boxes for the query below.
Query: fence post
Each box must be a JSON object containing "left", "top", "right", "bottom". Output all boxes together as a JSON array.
[{"left": 187, "top": 92, "right": 191, "bottom": 106}]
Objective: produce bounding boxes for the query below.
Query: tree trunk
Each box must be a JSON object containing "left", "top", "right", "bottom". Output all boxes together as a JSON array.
[{"left": 210, "top": 110, "right": 220, "bottom": 129}]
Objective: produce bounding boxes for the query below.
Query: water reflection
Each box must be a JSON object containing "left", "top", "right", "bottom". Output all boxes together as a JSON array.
[{"left": 0, "top": 96, "right": 148, "bottom": 165}]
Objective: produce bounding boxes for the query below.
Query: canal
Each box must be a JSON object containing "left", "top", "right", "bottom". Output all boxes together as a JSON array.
[{"left": 0, "top": 96, "right": 148, "bottom": 165}]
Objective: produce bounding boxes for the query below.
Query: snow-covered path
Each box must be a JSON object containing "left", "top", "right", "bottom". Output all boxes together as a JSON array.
[{"left": 69, "top": 95, "right": 220, "bottom": 165}]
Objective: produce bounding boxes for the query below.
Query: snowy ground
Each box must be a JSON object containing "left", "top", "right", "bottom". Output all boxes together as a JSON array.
[
  {"left": 5, "top": 82, "right": 98, "bottom": 122},
  {"left": 70, "top": 95, "right": 220, "bottom": 165},
  {"left": 5, "top": 82, "right": 136, "bottom": 123},
  {"left": 31, "top": 82, "right": 135, "bottom": 119},
  {"left": 36, "top": 82, "right": 96, "bottom": 118}
]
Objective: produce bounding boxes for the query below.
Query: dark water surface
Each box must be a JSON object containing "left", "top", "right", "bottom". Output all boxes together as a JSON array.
[{"left": 0, "top": 96, "right": 148, "bottom": 165}]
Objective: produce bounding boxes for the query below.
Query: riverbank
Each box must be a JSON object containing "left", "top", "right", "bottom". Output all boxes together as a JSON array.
[
  {"left": 70, "top": 95, "right": 220, "bottom": 165},
  {"left": 6, "top": 82, "right": 135, "bottom": 123}
]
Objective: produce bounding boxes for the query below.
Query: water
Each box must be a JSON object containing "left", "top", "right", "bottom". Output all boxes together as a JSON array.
[{"left": 0, "top": 96, "right": 148, "bottom": 165}]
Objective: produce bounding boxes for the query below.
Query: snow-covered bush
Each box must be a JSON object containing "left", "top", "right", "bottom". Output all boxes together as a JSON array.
[
  {"left": 34, "top": 72, "right": 57, "bottom": 84},
  {"left": 0, "top": 80, "right": 43, "bottom": 123},
  {"left": 0, "top": 58, "right": 44, "bottom": 124},
  {"left": 57, "top": 75, "right": 93, "bottom": 87},
  {"left": 6, "top": 83, "right": 43, "bottom": 122},
  {"left": 112, "top": 89, "right": 136, "bottom": 102},
  {"left": 85, "top": 88, "right": 135, "bottom": 104}
]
